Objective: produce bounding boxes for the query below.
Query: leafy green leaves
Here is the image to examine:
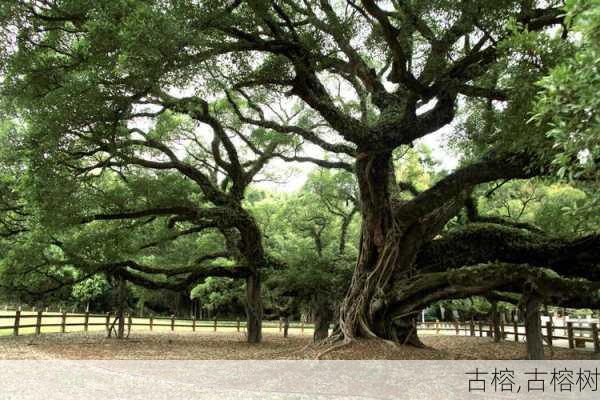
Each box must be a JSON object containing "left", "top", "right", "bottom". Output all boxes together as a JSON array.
[{"left": 532, "top": 0, "right": 600, "bottom": 179}]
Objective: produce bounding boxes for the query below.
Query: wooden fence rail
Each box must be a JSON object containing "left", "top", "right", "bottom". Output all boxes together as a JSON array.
[
  {"left": 1, "top": 309, "right": 598, "bottom": 353},
  {"left": 0, "top": 309, "right": 318, "bottom": 337},
  {"left": 417, "top": 319, "right": 600, "bottom": 353}
]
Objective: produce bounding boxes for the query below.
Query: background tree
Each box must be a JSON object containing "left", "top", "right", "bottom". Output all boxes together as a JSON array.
[
  {"left": 258, "top": 169, "right": 358, "bottom": 341},
  {"left": 532, "top": 0, "right": 600, "bottom": 179},
  {"left": 0, "top": 0, "right": 313, "bottom": 341},
  {"left": 71, "top": 275, "right": 110, "bottom": 312}
]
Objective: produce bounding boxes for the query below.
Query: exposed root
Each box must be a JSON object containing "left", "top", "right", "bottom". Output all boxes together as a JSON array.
[
  {"left": 298, "top": 341, "right": 319, "bottom": 354},
  {"left": 266, "top": 344, "right": 310, "bottom": 358},
  {"left": 380, "top": 336, "right": 400, "bottom": 348},
  {"left": 282, "top": 335, "right": 336, "bottom": 359},
  {"left": 319, "top": 330, "right": 346, "bottom": 346},
  {"left": 401, "top": 324, "right": 416, "bottom": 345},
  {"left": 404, "top": 333, "right": 426, "bottom": 348},
  {"left": 316, "top": 338, "right": 354, "bottom": 360}
]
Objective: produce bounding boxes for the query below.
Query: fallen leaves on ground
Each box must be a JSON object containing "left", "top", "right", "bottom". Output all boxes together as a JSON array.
[{"left": 0, "top": 332, "right": 595, "bottom": 360}]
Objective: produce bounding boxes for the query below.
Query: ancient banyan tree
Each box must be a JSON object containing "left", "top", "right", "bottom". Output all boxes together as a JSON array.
[{"left": 0, "top": 0, "right": 598, "bottom": 359}]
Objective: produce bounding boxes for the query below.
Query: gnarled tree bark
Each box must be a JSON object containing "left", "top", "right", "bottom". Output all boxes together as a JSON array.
[
  {"left": 313, "top": 297, "right": 334, "bottom": 342},
  {"left": 332, "top": 153, "right": 600, "bottom": 346},
  {"left": 525, "top": 296, "right": 544, "bottom": 360},
  {"left": 245, "top": 272, "right": 262, "bottom": 343},
  {"left": 334, "top": 152, "right": 430, "bottom": 346}
]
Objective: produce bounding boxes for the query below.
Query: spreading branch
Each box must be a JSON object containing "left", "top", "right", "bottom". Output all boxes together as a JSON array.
[{"left": 417, "top": 224, "right": 600, "bottom": 281}]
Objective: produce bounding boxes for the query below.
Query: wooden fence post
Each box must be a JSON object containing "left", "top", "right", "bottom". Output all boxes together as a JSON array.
[
  {"left": 435, "top": 320, "right": 440, "bottom": 334},
  {"left": 567, "top": 322, "right": 574, "bottom": 349},
  {"left": 192, "top": 317, "right": 196, "bottom": 332},
  {"left": 149, "top": 315, "right": 153, "bottom": 331},
  {"left": 454, "top": 320, "right": 459, "bottom": 335},
  {"left": 300, "top": 322, "right": 304, "bottom": 335},
  {"left": 105, "top": 312, "right": 110, "bottom": 333},
  {"left": 283, "top": 317, "right": 289, "bottom": 338},
  {"left": 35, "top": 308, "right": 43, "bottom": 336},
  {"left": 500, "top": 320, "right": 505, "bottom": 340},
  {"left": 13, "top": 308, "right": 21, "bottom": 336},
  {"left": 545, "top": 321, "right": 553, "bottom": 347},
  {"left": 236, "top": 318, "right": 240, "bottom": 332},
  {"left": 61, "top": 310, "right": 67, "bottom": 333},
  {"left": 478, "top": 321, "right": 483, "bottom": 337},
  {"left": 171, "top": 314, "right": 175, "bottom": 331},
  {"left": 127, "top": 313, "right": 132, "bottom": 333},
  {"left": 213, "top": 316, "right": 217, "bottom": 332},
  {"left": 514, "top": 321, "right": 519, "bottom": 342},
  {"left": 84, "top": 310, "right": 90, "bottom": 333},
  {"left": 470, "top": 320, "right": 475, "bottom": 336},
  {"left": 591, "top": 323, "right": 599, "bottom": 353}
]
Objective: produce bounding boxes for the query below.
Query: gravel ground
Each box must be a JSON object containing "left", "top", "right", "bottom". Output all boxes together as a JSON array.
[{"left": 0, "top": 331, "right": 596, "bottom": 360}]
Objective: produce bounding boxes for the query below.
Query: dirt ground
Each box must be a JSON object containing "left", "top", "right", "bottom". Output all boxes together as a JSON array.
[{"left": 0, "top": 331, "right": 596, "bottom": 360}]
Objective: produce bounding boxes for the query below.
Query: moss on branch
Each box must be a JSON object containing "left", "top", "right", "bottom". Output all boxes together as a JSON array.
[
  {"left": 416, "top": 223, "right": 600, "bottom": 280},
  {"left": 388, "top": 262, "right": 600, "bottom": 320}
]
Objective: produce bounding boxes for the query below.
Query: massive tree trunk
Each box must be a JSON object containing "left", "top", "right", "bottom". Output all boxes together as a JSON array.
[
  {"left": 332, "top": 150, "right": 600, "bottom": 348},
  {"left": 525, "top": 296, "right": 544, "bottom": 360},
  {"left": 336, "top": 152, "right": 426, "bottom": 346},
  {"left": 245, "top": 272, "right": 262, "bottom": 343}
]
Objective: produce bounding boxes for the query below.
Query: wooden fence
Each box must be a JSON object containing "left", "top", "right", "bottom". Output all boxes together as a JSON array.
[
  {"left": 417, "top": 319, "right": 600, "bottom": 353},
  {"left": 0, "top": 308, "right": 311, "bottom": 337},
  {"left": 1, "top": 309, "right": 598, "bottom": 353}
]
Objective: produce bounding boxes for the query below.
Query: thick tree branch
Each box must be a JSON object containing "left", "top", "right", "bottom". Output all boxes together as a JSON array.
[
  {"left": 139, "top": 224, "right": 219, "bottom": 249},
  {"left": 396, "top": 153, "right": 535, "bottom": 222},
  {"left": 389, "top": 263, "right": 600, "bottom": 320},
  {"left": 81, "top": 207, "right": 198, "bottom": 224},
  {"left": 417, "top": 224, "right": 600, "bottom": 281},
  {"left": 360, "top": 0, "right": 425, "bottom": 95}
]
